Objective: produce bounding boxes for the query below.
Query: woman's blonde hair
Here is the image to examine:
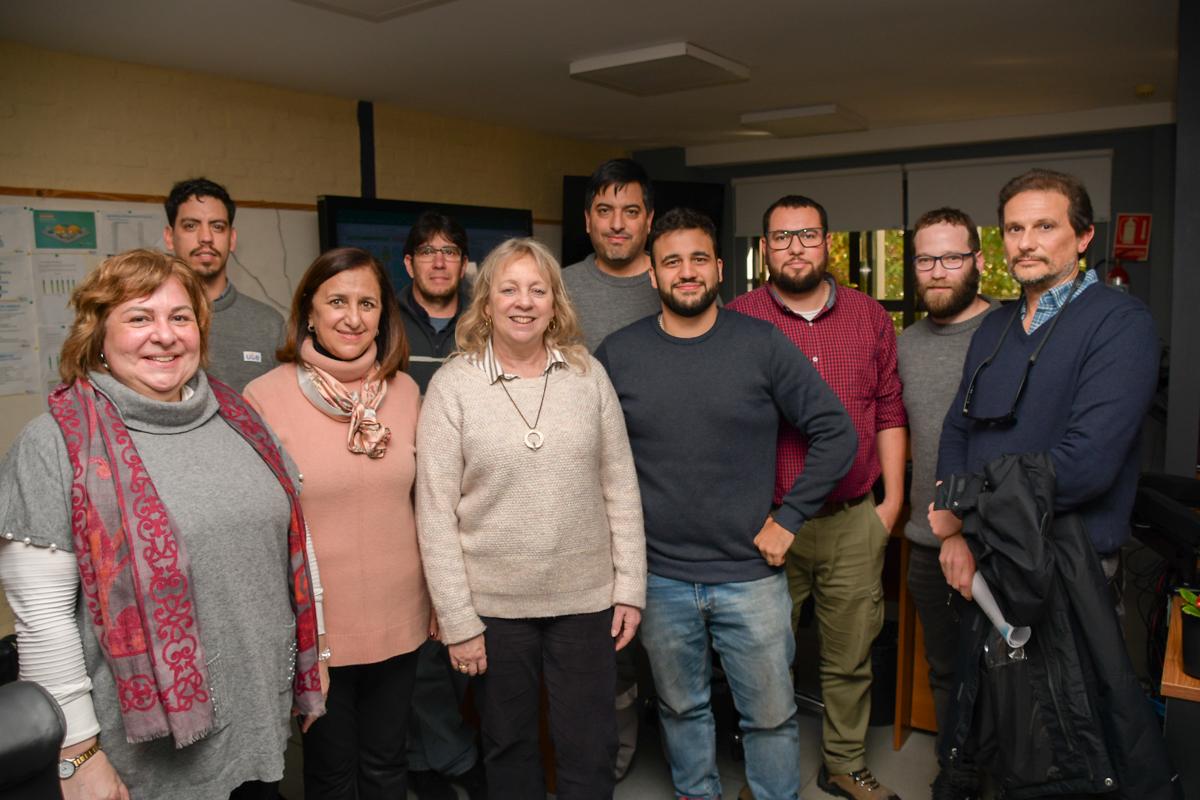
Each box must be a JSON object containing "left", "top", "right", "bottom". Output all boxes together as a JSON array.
[
  {"left": 59, "top": 249, "right": 210, "bottom": 384},
  {"left": 456, "top": 238, "right": 589, "bottom": 371}
]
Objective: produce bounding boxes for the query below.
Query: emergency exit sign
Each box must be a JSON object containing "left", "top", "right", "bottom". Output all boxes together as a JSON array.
[{"left": 1114, "top": 213, "right": 1152, "bottom": 261}]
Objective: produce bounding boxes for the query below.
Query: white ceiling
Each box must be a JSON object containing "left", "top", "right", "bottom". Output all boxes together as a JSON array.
[{"left": 1, "top": 0, "right": 1179, "bottom": 152}]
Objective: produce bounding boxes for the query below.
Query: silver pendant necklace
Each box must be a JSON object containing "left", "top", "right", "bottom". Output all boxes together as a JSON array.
[{"left": 498, "top": 370, "right": 550, "bottom": 450}]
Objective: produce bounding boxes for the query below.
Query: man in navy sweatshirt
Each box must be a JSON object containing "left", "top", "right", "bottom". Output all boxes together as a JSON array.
[
  {"left": 930, "top": 172, "right": 1160, "bottom": 796},
  {"left": 596, "top": 208, "right": 856, "bottom": 800},
  {"left": 932, "top": 168, "right": 1159, "bottom": 584}
]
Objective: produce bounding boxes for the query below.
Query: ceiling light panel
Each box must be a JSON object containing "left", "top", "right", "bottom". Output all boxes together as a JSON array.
[{"left": 570, "top": 42, "right": 749, "bottom": 97}]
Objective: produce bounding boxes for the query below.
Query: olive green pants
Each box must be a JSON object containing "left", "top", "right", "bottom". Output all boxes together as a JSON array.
[{"left": 786, "top": 497, "right": 889, "bottom": 774}]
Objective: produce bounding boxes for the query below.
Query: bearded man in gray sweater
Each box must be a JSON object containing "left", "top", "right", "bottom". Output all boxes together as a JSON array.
[
  {"left": 896, "top": 207, "right": 997, "bottom": 800},
  {"left": 164, "top": 178, "right": 284, "bottom": 391}
]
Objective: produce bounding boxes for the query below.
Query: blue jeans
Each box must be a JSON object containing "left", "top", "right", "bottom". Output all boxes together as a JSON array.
[{"left": 641, "top": 572, "right": 799, "bottom": 800}]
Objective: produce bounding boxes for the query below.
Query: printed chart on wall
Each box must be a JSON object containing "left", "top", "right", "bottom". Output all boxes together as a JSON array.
[
  {"left": 0, "top": 204, "right": 106, "bottom": 396},
  {"left": 0, "top": 193, "right": 317, "bottom": 398}
]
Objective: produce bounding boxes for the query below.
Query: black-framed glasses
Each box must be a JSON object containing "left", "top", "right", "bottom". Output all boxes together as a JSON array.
[
  {"left": 961, "top": 271, "right": 1085, "bottom": 426},
  {"left": 415, "top": 245, "right": 463, "bottom": 261},
  {"left": 913, "top": 252, "right": 975, "bottom": 272},
  {"left": 765, "top": 228, "right": 825, "bottom": 250}
]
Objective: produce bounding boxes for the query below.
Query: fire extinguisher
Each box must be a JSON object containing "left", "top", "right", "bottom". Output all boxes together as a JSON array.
[{"left": 1106, "top": 260, "right": 1130, "bottom": 293}]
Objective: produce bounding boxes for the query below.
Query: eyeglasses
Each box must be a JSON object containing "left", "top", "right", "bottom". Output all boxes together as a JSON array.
[
  {"left": 961, "top": 271, "right": 1084, "bottom": 426},
  {"left": 913, "top": 252, "right": 975, "bottom": 271},
  {"left": 414, "top": 245, "right": 463, "bottom": 261},
  {"left": 765, "top": 228, "right": 825, "bottom": 250}
]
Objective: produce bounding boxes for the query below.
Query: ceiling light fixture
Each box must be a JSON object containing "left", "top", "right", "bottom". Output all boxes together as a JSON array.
[
  {"left": 740, "top": 104, "right": 867, "bottom": 138},
  {"left": 570, "top": 42, "right": 749, "bottom": 97},
  {"left": 288, "top": 0, "right": 458, "bottom": 22}
]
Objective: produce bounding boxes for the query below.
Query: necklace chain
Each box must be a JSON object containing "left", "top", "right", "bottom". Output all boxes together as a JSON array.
[{"left": 498, "top": 370, "right": 549, "bottom": 449}]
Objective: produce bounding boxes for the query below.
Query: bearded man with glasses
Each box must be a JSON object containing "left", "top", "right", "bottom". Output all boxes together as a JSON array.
[
  {"left": 728, "top": 194, "right": 907, "bottom": 800},
  {"left": 400, "top": 211, "right": 474, "bottom": 394},
  {"left": 399, "top": 211, "right": 487, "bottom": 800},
  {"left": 897, "top": 207, "right": 998, "bottom": 800}
]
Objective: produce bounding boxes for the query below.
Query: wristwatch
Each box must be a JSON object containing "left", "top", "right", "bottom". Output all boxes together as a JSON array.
[{"left": 59, "top": 742, "right": 101, "bottom": 779}]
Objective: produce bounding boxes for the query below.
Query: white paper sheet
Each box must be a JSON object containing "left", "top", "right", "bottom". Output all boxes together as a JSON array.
[
  {"left": 100, "top": 211, "right": 166, "bottom": 255},
  {"left": 0, "top": 300, "right": 39, "bottom": 395},
  {"left": 0, "top": 206, "right": 31, "bottom": 254},
  {"left": 34, "top": 253, "right": 89, "bottom": 326}
]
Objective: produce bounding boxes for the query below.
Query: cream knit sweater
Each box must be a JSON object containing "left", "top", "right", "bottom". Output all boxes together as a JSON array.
[{"left": 415, "top": 355, "right": 646, "bottom": 645}]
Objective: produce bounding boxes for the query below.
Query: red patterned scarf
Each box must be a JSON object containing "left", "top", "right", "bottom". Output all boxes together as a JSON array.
[{"left": 48, "top": 376, "right": 324, "bottom": 746}]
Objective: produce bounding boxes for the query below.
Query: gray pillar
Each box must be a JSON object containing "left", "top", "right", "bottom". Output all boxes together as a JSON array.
[{"left": 1166, "top": 0, "right": 1200, "bottom": 476}]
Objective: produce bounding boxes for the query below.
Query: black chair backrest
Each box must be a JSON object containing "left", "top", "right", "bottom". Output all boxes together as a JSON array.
[{"left": 0, "top": 680, "right": 66, "bottom": 800}]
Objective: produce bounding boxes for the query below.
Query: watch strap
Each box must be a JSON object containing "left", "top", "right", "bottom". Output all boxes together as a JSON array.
[{"left": 59, "top": 742, "right": 101, "bottom": 779}]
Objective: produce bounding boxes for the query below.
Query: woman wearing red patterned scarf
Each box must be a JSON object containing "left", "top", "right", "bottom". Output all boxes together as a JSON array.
[
  {"left": 0, "top": 248, "right": 325, "bottom": 800},
  {"left": 244, "top": 247, "right": 430, "bottom": 800}
]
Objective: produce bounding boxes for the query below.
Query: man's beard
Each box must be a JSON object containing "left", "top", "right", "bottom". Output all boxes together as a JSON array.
[
  {"left": 414, "top": 275, "right": 459, "bottom": 303},
  {"left": 659, "top": 281, "right": 719, "bottom": 317},
  {"left": 597, "top": 240, "right": 644, "bottom": 268},
  {"left": 768, "top": 253, "right": 826, "bottom": 295},
  {"left": 920, "top": 267, "right": 980, "bottom": 321}
]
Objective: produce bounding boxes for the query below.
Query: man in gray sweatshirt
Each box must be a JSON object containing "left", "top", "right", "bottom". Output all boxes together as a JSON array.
[
  {"left": 896, "top": 207, "right": 997, "bottom": 800},
  {"left": 563, "top": 159, "right": 662, "bottom": 352},
  {"left": 164, "top": 177, "right": 284, "bottom": 391}
]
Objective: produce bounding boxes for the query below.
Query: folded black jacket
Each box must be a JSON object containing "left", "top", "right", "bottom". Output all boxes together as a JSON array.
[{"left": 937, "top": 453, "right": 1178, "bottom": 799}]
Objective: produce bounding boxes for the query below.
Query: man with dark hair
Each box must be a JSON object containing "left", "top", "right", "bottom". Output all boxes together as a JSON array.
[
  {"left": 163, "top": 177, "right": 284, "bottom": 390},
  {"left": 897, "top": 207, "right": 997, "bottom": 800},
  {"left": 563, "top": 157, "right": 662, "bottom": 778},
  {"left": 396, "top": 219, "right": 486, "bottom": 800},
  {"left": 564, "top": 158, "right": 661, "bottom": 351},
  {"left": 400, "top": 211, "right": 471, "bottom": 392},
  {"left": 596, "top": 208, "right": 856, "bottom": 800},
  {"left": 727, "top": 194, "right": 907, "bottom": 800},
  {"left": 931, "top": 170, "right": 1167, "bottom": 796}
]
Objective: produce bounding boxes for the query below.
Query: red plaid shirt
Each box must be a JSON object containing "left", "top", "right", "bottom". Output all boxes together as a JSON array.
[{"left": 727, "top": 280, "right": 907, "bottom": 504}]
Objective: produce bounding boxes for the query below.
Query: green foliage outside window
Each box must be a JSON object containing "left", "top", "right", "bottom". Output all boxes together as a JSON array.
[{"left": 979, "top": 227, "right": 1021, "bottom": 299}]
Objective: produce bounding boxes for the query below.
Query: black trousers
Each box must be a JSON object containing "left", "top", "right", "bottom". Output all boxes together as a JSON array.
[
  {"left": 301, "top": 650, "right": 420, "bottom": 800},
  {"left": 476, "top": 610, "right": 618, "bottom": 800},
  {"left": 229, "top": 780, "right": 279, "bottom": 799}
]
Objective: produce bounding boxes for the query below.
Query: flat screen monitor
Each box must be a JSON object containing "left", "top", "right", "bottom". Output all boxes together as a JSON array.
[{"left": 317, "top": 195, "right": 533, "bottom": 293}]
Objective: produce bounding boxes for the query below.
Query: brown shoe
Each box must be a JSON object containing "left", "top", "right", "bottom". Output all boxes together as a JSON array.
[
  {"left": 817, "top": 765, "right": 900, "bottom": 800},
  {"left": 737, "top": 785, "right": 755, "bottom": 800}
]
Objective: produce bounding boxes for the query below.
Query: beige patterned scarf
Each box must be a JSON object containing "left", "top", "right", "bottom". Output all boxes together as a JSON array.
[{"left": 298, "top": 338, "right": 391, "bottom": 458}]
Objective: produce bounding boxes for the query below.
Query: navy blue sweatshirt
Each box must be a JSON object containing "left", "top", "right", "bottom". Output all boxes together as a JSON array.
[
  {"left": 937, "top": 282, "right": 1159, "bottom": 554},
  {"left": 595, "top": 310, "right": 856, "bottom": 584}
]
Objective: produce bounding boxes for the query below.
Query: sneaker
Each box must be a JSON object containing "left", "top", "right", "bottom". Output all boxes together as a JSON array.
[
  {"left": 817, "top": 765, "right": 900, "bottom": 800},
  {"left": 449, "top": 760, "right": 487, "bottom": 800},
  {"left": 930, "top": 767, "right": 980, "bottom": 800},
  {"left": 409, "top": 769, "right": 457, "bottom": 800}
]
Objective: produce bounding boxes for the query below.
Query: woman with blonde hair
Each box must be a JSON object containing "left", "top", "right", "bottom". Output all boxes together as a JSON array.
[
  {"left": 244, "top": 246, "right": 429, "bottom": 800},
  {"left": 0, "top": 248, "right": 323, "bottom": 800},
  {"left": 416, "top": 237, "right": 646, "bottom": 799}
]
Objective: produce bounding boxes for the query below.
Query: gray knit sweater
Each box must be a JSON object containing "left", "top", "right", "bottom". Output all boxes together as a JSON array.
[
  {"left": 563, "top": 254, "right": 661, "bottom": 352},
  {"left": 415, "top": 355, "right": 646, "bottom": 645},
  {"left": 0, "top": 371, "right": 299, "bottom": 799},
  {"left": 897, "top": 300, "right": 999, "bottom": 547},
  {"left": 208, "top": 282, "right": 285, "bottom": 391}
]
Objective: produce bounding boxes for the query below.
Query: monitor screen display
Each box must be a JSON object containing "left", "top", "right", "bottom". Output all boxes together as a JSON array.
[{"left": 318, "top": 196, "right": 533, "bottom": 293}]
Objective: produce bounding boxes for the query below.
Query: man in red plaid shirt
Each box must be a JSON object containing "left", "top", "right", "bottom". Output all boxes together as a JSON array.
[{"left": 728, "top": 195, "right": 907, "bottom": 800}]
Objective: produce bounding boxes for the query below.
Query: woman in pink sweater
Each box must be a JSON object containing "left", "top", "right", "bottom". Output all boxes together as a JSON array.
[{"left": 244, "top": 247, "right": 431, "bottom": 800}]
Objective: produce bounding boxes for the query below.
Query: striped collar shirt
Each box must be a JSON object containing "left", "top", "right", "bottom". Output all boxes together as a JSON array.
[
  {"left": 464, "top": 337, "right": 568, "bottom": 384},
  {"left": 1020, "top": 269, "right": 1097, "bottom": 332}
]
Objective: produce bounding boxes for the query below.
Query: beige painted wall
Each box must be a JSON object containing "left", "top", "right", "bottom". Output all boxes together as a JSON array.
[{"left": 0, "top": 41, "right": 624, "bottom": 636}]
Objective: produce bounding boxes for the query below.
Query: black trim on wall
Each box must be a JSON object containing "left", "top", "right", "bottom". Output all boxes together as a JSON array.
[{"left": 357, "top": 100, "right": 376, "bottom": 199}]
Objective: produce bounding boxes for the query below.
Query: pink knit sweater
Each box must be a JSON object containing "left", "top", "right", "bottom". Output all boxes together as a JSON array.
[{"left": 245, "top": 345, "right": 430, "bottom": 666}]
